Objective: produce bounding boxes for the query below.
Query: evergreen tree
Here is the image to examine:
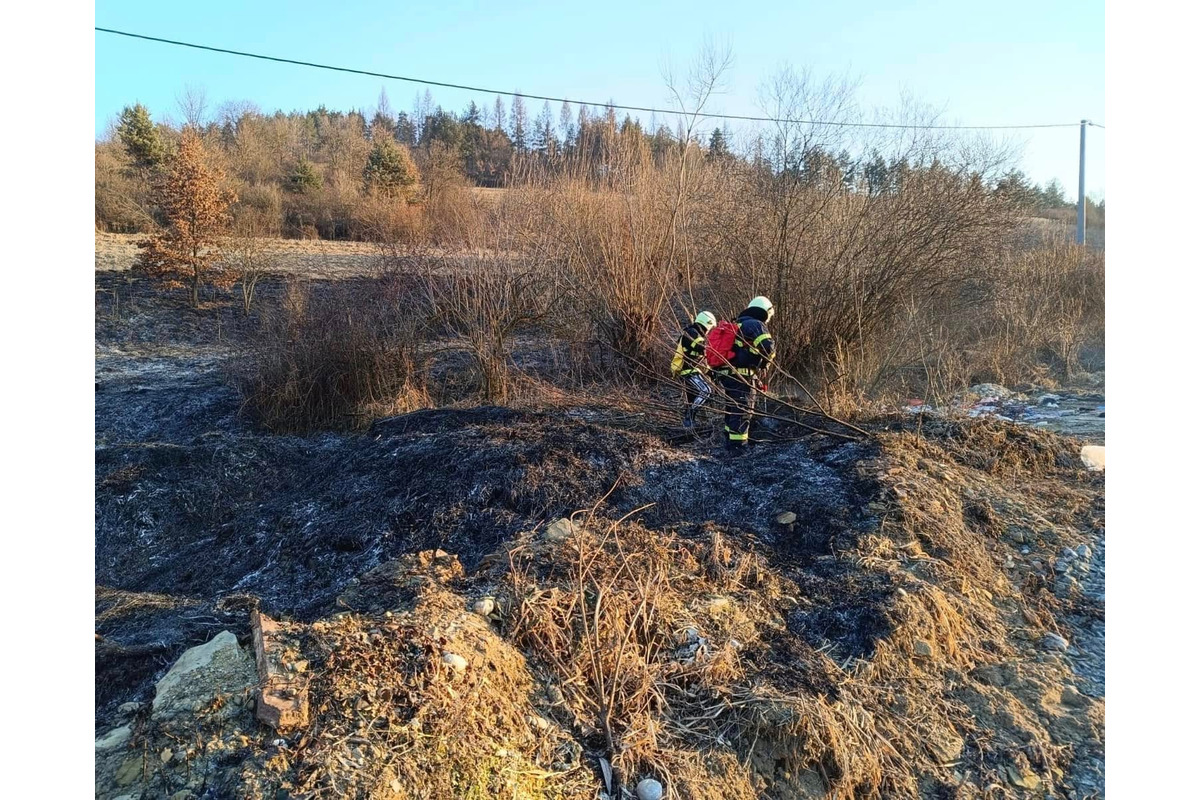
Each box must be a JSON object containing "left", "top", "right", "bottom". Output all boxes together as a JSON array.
[
  {"left": 1040, "top": 178, "right": 1068, "bottom": 208},
  {"left": 363, "top": 138, "right": 420, "bottom": 196},
  {"left": 558, "top": 100, "right": 575, "bottom": 152},
  {"left": 117, "top": 103, "right": 167, "bottom": 169},
  {"left": 395, "top": 112, "right": 417, "bottom": 147},
  {"left": 287, "top": 159, "right": 322, "bottom": 194},
  {"left": 492, "top": 96, "right": 507, "bottom": 134},
  {"left": 706, "top": 127, "right": 730, "bottom": 161},
  {"left": 509, "top": 93, "right": 528, "bottom": 153},
  {"left": 464, "top": 101, "right": 482, "bottom": 127},
  {"left": 534, "top": 102, "right": 557, "bottom": 157}
]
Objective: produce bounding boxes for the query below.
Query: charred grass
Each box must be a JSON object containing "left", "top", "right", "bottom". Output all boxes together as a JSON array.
[{"left": 99, "top": 412, "right": 1104, "bottom": 799}]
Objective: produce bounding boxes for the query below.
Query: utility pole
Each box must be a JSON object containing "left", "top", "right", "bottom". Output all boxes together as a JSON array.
[{"left": 1076, "top": 119, "right": 1088, "bottom": 245}]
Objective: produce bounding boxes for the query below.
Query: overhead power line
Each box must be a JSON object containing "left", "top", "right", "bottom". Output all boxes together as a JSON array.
[{"left": 96, "top": 27, "right": 1102, "bottom": 131}]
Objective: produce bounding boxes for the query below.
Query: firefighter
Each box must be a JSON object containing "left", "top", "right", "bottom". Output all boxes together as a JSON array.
[
  {"left": 670, "top": 310, "right": 717, "bottom": 428},
  {"left": 716, "top": 296, "right": 775, "bottom": 451}
]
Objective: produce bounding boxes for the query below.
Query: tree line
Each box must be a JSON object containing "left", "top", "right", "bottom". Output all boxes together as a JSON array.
[{"left": 96, "top": 86, "right": 1097, "bottom": 241}]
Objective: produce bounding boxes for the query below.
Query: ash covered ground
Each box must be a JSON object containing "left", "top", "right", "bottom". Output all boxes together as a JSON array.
[{"left": 95, "top": 273, "right": 1105, "bottom": 799}]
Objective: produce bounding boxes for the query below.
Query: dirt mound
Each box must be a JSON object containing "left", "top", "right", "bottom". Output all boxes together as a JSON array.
[{"left": 96, "top": 414, "right": 1105, "bottom": 799}]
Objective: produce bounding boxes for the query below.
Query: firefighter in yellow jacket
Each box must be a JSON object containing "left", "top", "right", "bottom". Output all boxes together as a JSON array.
[{"left": 670, "top": 311, "right": 717, "bottom": 428}]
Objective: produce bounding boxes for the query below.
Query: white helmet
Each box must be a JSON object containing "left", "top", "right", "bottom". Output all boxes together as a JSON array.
[
  {"left": 694, "top": 310, "right": 717, "bottom": 330},
  {"left": 748, "top": 296, "right": 774, "bottom": 322}
]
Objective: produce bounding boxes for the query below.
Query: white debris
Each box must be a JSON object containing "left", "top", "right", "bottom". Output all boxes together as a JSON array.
[{"left": 1080, "top": 445, "right": 1105, "bottom": 471}]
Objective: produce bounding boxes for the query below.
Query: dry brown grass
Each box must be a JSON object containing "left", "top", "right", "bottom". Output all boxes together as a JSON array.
[{"left": 235, "top": 277, "right": 430, "bottom": 432}]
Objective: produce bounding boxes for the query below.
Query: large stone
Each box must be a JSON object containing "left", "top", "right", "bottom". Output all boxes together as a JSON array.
[
  {"left": 1042, "top": 632, "right": 1070, "bottom": 653},
  {"left": 152, "top": 630, "right": 255, "bottom": 723},
  {"left": 544, "top": 518, "right": 577, "bottom": 543},
  {"left": 96, "top": 725, "right": 132, "bottom": 752}
]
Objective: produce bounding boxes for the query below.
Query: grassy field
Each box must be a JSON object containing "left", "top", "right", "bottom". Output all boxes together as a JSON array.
[{"left": 95, "top": 231, "right": 387, "bottom": 277}]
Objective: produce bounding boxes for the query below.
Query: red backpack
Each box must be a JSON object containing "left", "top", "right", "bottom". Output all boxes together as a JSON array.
[{"left": 704, "top": 320, "right": 739, "bottom": 368}]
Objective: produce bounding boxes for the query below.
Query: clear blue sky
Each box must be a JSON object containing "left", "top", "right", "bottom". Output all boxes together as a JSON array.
[{"left": 95, "top": 0, "right": 1105, "bottom": 198}]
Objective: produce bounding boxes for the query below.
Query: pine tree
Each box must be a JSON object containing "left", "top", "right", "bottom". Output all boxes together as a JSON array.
[
  {"left": 287, "top": 159, "right": 322, "bottom": 194},
  {"left": 117, "top": 103, "right": 167, "bottom": 169},
  {"left": 135, "top": 130, "right": 237, "bottom": 307},
  {"left": 558, "top": 100, "right": 575, "bottom": 152},
  {"left": 492, "top": 96, "right": 507, "bottom": 134},
  {"left": 706, "top": 127, "right": 730, "bottom": 161},
  {"left": 395, "top": 112, "right": 417, "bottom": 147},
  {"left": 534, "top": 102, "right": 557, "bottom": 157},
  {"left": 510, "top": 93, "right": 528, "bottom": 153},
  {"left": 464, "top": 101, "right": 482, "bottom": 126},
  {"left": 363, "top": 138, "right": 420, "bottom": 196}
]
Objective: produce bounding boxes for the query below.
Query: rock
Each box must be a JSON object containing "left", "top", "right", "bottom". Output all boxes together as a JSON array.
[
  {"left": 152, "top": 631, "right": 256, "bottom": 723},
  {"left": 116, "top": 701, "right": 141, "bottom": 716},
  {"left": 473, "top": 597, "right": 496, "bottom": 616},
  {"left": 442, "top": 652, "right": 468, "bottom": 672},
  {"left": 775, "top": 511, "right": 798, "bottom": 525},
  {"left": 114, "top": 756, "right": 142, "bottom": 786},
  {"left": 969, "top": 383, "right": 1012, "bottom": 399},
  {"left": 913, "top": 640, "right": 934, "bottom": 658},
  {"left": 544, "top": 518, "right": 576, "bottom": 542},
  {"left": 928, "top": 727, "right": 965, "bottom": 763},
  {"left": 1076, "top": 544, "right": 1092, "bottom": 560},
  {"left": 96, "top": 724, "right": 132, "bottom": 751},
  {"left": 160, "top": 747, "right": 174, "bottom": 763},
  {"left": 1042, "top": 633, "right": 1070, "bottom": 652},
  {"left": 1061, "top": 685, "right": 1089, "bottom": 708},
  {"left": 169, "top": 792, "right": 195, "bottom": 800},
  {"left": 1007, "top": 765, "right": 1041, "bottom": 789},
  {"left": 1056, "top": 576, "right": 1081, "bottom": 596},
  {"left": 528, "top": 714, "right": 551, "bottom": 731},
  {"left": 636, "top": 778, "right": 664, "bottom": 800}
]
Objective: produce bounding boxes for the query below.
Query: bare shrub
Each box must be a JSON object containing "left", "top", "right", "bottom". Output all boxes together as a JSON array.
[
  {"left": 223, "top": 221, "right": 277, "bottom": 315},
  {"left": 237, "top": 277, "right": 429, "bottom": 432},
  {"left": 422, "top": 240, "right": 553, "bottom": 404},
  {"left": 972, "top": 238, "right": 1105, "bottom": 383}
]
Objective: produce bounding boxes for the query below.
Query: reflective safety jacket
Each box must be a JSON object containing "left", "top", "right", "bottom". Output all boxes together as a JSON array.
[
  {"left": 729, "top": 313, "right": 775, "bottom": 372},
  {"left": 670, "top": 322, "right": 709, "bottom": 377}
]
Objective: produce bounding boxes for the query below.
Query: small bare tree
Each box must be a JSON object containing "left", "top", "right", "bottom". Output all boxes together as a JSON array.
[
  {"left": 422, "top": 221, "right": 552, "bottom": 403},
  {"left": 176, "top": 83, "right": 210, "bottom": 130},
  {"left": 224, "top": 221, "right": 277, "bottom": 315}
]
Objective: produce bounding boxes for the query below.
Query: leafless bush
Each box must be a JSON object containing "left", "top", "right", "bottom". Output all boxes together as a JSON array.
[
  {"left": 237, "top": 277, "right": 429, "bottom": 432},
  {"left": 971, "top": 238, "right": 1105, "bottom": 383},
  {"left": 223, "top": 221, "right": 278, "bottom": 315},
  {"left": 422, "top": 241, "right": 553, "bottom": 403}
]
